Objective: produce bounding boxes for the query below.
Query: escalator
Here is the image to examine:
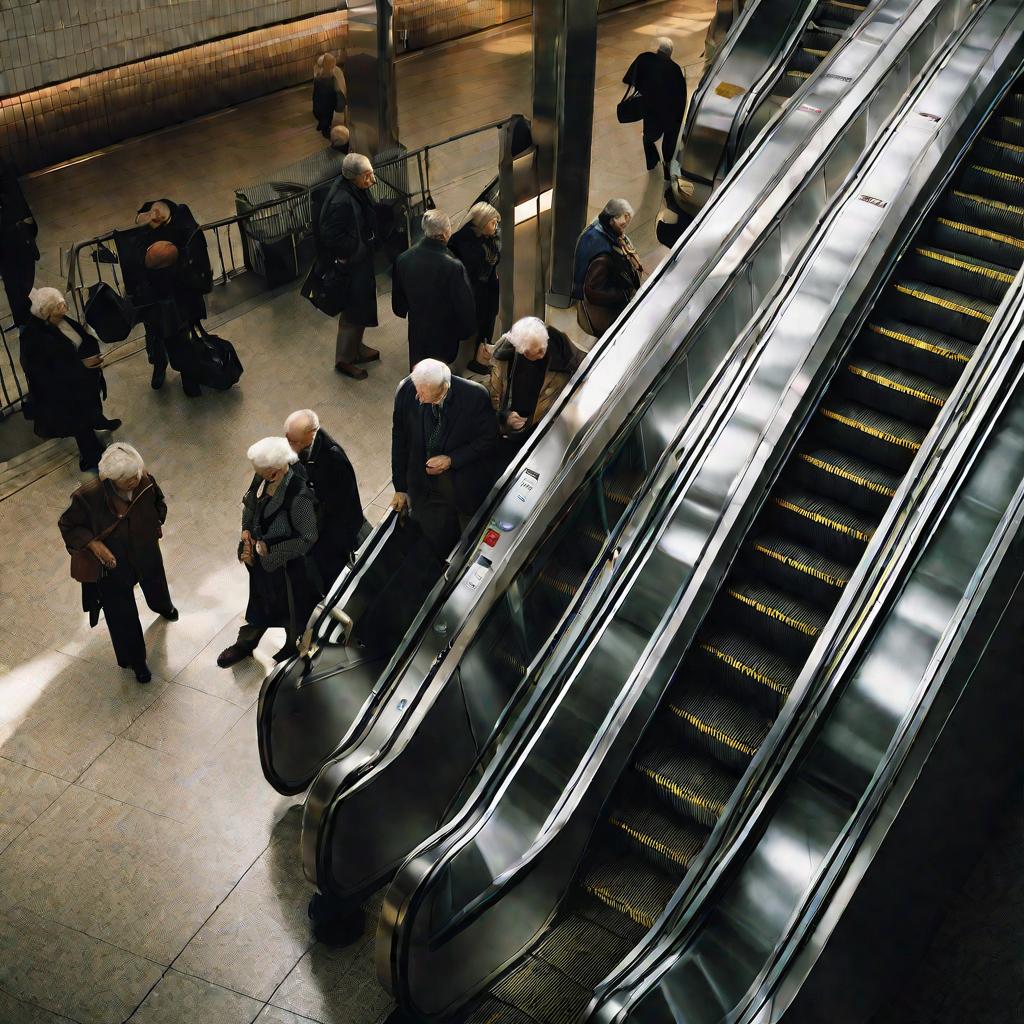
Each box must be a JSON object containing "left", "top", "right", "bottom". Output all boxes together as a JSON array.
[{"left": 438, "top": 64, "right": 1024, "bottom": 1024}]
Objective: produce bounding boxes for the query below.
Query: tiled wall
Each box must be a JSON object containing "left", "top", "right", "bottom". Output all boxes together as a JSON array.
[
  {"left": 0, "top": 1, "right": 338, "bottom": 96},
  {"left": 395, "top": 0, "right": 532, "bottom": 51}
]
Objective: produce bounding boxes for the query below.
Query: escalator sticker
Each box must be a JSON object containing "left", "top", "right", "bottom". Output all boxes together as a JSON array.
[
  {"left": 859, "top": 194, "right": 888, "bottom": 209},
  {"left": 824, "top": 72, "right": 853, "bottom": 83},
  {"left": 918, "top": 111, "right": 942, "bottom": 123},
  {"left": 798, "top": 103, "right": 822, "bottom": 115},
  {"left": 715, "top": 81, "right": 745, "bottom": 99}
]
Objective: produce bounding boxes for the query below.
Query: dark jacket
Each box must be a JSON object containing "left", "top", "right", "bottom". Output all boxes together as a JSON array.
[
  {"left": 302, "top": 427, "right": 366, "bottom": 579},
  {"left": 134, "top": 200, "right": 209, "bottom": 326},
  {"left": 392, "top": 376, "right": 498, "bottom": 514},
  {"left": 318, "top": 177, "right": 379, "bottom": 327},
  {"left": 0, "top": 164, "right": 36, "bottom": 242},
  {"left": 624, "top": 51, "right": 688, "bottom": 127},
  {"left": 450, "top": 222, "right": 501, "bottom": 342},
  {"left": 20, "top": 315, "right": 105, "bottom": 439},
  {"left": 393, "top": 237, "right": 476, "bottom": 367},
  {"left": 58, "top": 474, "right": 168, "bottom": 584},
  {"left": 571, "top": 220, "right": 616, "bottom": 301},
  {"left": 581, "top": 247, "right": 642, "bottom": 337},
  {"left": 488, "top": 325, "right": 584, "bottom": 432}
]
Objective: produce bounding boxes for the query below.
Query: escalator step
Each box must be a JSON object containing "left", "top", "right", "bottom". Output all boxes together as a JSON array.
[
  {"left": 664, "top": 678, "right": 772, "bottom": 768},
  {"left": 940, "top": 190, "right": 1024, "bottom": 250},
  {"left": 696, "top": 628, "right": 798, "bottom": 712},
  {"left": 972, "top": 136, "right": 1024, "bottom": 177},
  {"left": 929, "top": 212, "right": 1024, "bottom": 272},
  {"left": 814, "top": 0, "right": 866, "bottom": 28},
  {"left": 580, "top": 855, "right": 679, "bottom": 930},
  {"left": 746, "top": 533, "right": 852, "bottom": 608},
  {"left": 463, "top": 997, "right": 539, "bottom": 1024},
  {"left": 788, "top": 49, "right": 825, "bottom": 76},
  {"left": 840, "top": 359, "right": 948, "bottom": 427},
  {"left": 537, "top": 562, "right": 587, "bottom": 599},
  {"left": 576, "top": 891, "right": 648, "bottom": 943},
  {"left": 984, "top": 115, "right": 1024, "bottom": 146},
  {"left": 607, "top": 799, "right": 710, "bottom": 873},
  {"left": 802, "top": 28, "right": 843, "bottom": 51},
  {"left": 533, "top": 912, "right": 637, "bottom": 990},
  {"left": 718, "top": 578, "right": 827, "bottom": 655},
  {"left": 604, "top": 469, "right": 645, "bottom": 508},
  {"left": 633, "top": 745, "right": 736, "bottom": 828},
  {"left": 815, "top": 398, "right": 925, "bottom": 472},
  {"left": 900, "top": 245, "right": 1013, "bottom": 305},
  {"left": 860, "top": 318, "right": 974, "bottom": 385},
  {"left": 770, "top": 486, "right": 876, "bottom": 563},
  {"left": 489, "top": 955, "right": 591, "bottom": 1024},
  {"left": 959, "top": 163, "right": 1024, "bottom": 209},
  {"left": 888, "top": 278, "right": 995, "bottom": 344},
  {"left": 999, "top": 92, "right": 1024, "bottom": 119},
  {"left": 793, "top": 447, "right": 900, "bottom": 516}
]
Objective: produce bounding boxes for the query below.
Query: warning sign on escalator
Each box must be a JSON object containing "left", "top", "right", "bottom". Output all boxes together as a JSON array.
[{"left": 715, "top": 81, "right": 745, "bottom": 99}]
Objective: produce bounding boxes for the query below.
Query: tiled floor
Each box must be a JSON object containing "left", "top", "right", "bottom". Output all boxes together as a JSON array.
[{"left": 0, "top": 3, "right": 713, "bottom": 1023}]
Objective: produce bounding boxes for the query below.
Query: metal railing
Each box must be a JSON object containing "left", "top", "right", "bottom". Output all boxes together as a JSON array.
[{"left": 0, "top": 320, "right": 26, "bottom": 417}]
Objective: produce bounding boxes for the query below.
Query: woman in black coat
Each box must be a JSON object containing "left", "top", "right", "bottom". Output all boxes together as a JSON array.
[
  {"left": 450, "top": 201, "right": 501, "bottom": 374},
  {"left": 20, "top": 287, "right": 120, "bottom": 470}
]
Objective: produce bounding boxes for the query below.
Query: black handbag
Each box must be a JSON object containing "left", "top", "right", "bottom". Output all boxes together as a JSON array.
[
  {"left": 300, "top": 256, "right": 350, "bottom": 317},
  {"left": 84, "top": 282, "right": 135, "bottom": 343},
  {"left": 616, "top": 85, "right": 645, "bottom": 124},
  {"left": 178, "top": 229, "right": 214, "bottom": 295}
]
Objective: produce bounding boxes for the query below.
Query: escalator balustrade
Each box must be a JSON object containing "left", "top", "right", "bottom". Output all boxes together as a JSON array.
[{"left": 458, "top": 81, "right": 1024, "bottom": 1024}]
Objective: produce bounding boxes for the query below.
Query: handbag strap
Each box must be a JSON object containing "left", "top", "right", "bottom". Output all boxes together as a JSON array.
[{"left": 74, "top": 481, "right": 154, "bottom": 553}]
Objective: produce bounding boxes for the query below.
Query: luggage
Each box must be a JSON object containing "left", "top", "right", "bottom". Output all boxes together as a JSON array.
[
  {"left": 616, "top": 84, "right": 645, "bottom": 124},
  {"left": 300, "top": 256, "right": 349, "bottom": 316},
  {"left": 84, "top": 282, "right": 135, "bottom": 343},
  {"left": 170, "top": 322, "right": 243, "bottom": 390}
]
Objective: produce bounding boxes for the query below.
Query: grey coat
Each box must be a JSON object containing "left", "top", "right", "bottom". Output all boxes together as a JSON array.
[{"left": 241, "top": 468, "right": 318, "bottom": 574}]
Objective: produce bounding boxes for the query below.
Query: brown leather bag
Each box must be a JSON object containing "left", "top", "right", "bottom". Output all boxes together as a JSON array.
[{"left": 68, "top": 483, "right": 153, "bottom": 583}]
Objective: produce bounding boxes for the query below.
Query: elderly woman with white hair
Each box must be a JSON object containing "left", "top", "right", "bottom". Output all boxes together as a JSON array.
[
  {"left": 20, "top": 286, "right": 121, "bottom": 471},
  {"left": 488, "top": 316, "right": 584, "bottom": 463},
  {"left": 450, "top": 201, "right": 502, "bottom": 373},
  {"left": 317, "top": 152, "right": 380, "bottom": 379},
  {"left": 217, "top": 437, "right": 322, "bottom": 668},
  {"left": 58, "top": 442, "right": 175, "bottom": 683},
  {"left": 571, "top": 198, "right": 645, "bottom": 338}
]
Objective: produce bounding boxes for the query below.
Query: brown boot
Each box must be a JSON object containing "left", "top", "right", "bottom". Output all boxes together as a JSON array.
[
  {"left": 355, "top": 345, "right": 380, "bottom": 364},
  {"left": 334, "top": 361, "right": 368, "bottom": 380}
]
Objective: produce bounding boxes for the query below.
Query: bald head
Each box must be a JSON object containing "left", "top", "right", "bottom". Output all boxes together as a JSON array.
[{"left": 285, "top": 409, "right": 320, "bottom": 455}]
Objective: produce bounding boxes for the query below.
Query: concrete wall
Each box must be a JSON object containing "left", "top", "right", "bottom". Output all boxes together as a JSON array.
[{"left": 0, "top": 1, "right": 338, "bottom": 96}]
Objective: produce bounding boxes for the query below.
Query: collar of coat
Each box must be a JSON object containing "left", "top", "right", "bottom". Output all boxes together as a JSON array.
[{"left": 492, "top": 324, "right": 577, "bottom": 373}]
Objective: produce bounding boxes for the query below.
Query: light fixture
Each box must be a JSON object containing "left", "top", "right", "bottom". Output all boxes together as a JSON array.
[{"left": 514, "top": 188, "right": 553, "bottom": 226}]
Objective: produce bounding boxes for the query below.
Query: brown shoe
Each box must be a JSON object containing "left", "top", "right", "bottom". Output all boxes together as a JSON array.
[
  {"left": 217, "top": 644, "right": 254, "bottom": 668},
  {"left": 335, "top": 361, "right": 368, "bottom": 380},
  {"left": 355, "top": 345, "right": 380, "bottom": 364}
]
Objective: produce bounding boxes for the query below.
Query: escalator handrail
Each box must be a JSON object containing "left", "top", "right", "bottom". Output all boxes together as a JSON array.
[{"left": 387, "top": 6, "right": 1016, "bottom": 1006}]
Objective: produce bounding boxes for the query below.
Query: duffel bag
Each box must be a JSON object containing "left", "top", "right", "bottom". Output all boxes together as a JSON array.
[
  {"left": 192, "top": 322, "right": 243, "bottom": 390},
  {"left": 84, "top": 282, "right": 135, "bottom": 343},
  {"left": 300, "top": 255, "right": 349, "bottom": 317}
]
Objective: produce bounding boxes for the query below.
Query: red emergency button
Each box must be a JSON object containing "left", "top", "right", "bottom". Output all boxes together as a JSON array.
[{"left": 483, "top": 529, "right": 501, "bottom": 547}]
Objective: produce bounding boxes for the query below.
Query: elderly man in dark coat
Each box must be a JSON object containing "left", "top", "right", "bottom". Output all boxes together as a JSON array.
[
  {"left": 0, "top": 163, "right": 39, "bottom": 328},
  {"left": 58, "top": 443, "right": 176, "bottom": 683},
  {"left": 20, "top": 286, "right": 121, "bottom": 471},
  {"left": 393, "top": 210, "right": 476, "bottom": 370},
  {"left": 390, "top": 358, "right": 498, "bottom": 554},
  {"left": 285, "top": 408, "right": 368, "bottom": 589},
  {"left": 318, "top": 152, "right": 380, "bottom": 380},
  {"left": 623, "top": 37, "right": 688, "bottom": 178}
]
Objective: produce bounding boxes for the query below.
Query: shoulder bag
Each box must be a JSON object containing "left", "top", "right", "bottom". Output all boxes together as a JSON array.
[
  {"left": 69, "top": 483, "right": 153, "bottom": 583},
  {"left": 616, "top": 84, "right": 645, "bottom": 124}
]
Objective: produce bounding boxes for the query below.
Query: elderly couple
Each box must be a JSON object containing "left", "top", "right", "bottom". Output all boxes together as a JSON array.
[{"left": 58, "top": 411, "right": 365, "bottom": 682}]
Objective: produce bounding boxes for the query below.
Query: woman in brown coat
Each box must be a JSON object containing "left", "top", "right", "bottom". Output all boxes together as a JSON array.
[
  {"left": 58, "top": 443, "right": 177, "bottom": 683},
  {"left": 488, "top": 317, "right": 584, "bottom": 466}
]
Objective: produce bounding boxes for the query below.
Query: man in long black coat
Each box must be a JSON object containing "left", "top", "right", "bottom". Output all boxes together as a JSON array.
[
  {"left": 0, "top": 163, "right": 38, "bottom": 328},
  {"left": 392, "top": 210, "right": 476, "bottom": 370},
  {"left": 390, "top": 358, "right": 497, "bottom": 554},
  {"left": 624, "top": 37, "right": 688, "bottom": 178},
  {"left": 285, "top": 408, "right": 368, "bottom": 589},
  {"left": 318, "top": 153, "right": 380, "bottom": 380}
]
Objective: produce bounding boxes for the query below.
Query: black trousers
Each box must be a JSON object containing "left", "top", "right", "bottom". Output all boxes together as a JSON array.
[
  {"left": 411, "top": 474, "right": 470, "bottom": 556},
  {"left": 643, "top": 116, "right": 682, "bottom": 175},
  {"left": 0, "top": 239, "right": 35, "bottom": 326},
  {"left": 146, "top": 322, "right": 200, "bottom": 395},
  {"left": 98, "top": 567, "right": 173, "bottom": 668},
  {"left": 73, "top": 428, "right": 104, "bottom": 470}
]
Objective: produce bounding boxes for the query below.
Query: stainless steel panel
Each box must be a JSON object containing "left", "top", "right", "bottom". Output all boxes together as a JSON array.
[{"left": 347, "top": 0, "right": 400, "bottom": 157}]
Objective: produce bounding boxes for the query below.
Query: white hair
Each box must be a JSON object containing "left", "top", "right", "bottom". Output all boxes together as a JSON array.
[
  {"left": 656, "top": 37, "right": 674, "bottom": 55},
  {"left": 422, "top": 209, "right": 452, "bottom": 240},
  {"left": 507, "top": 316, "right": 549, "bottom": 356},
  {"left": 330, "top": 124, "right": 350, "bottom": 149},
  {"left": 602, "top": 197, "right": 634, "bottom": 220},
  {"left": 98, "top": 442, "right": 145, "bottom": 483},
  {"left": 29, "top": 287, "right": 67, "bottom": 320},
  {"left": 284, "top": 409, "right": 320, "bottom": 435},
  {"left": 411, "top": 358, "right": 451, "bottom": 390},
  {"left": 342, "top": 153, "right": 373, "bottom": 180},
  {"left": 467, "top": 201, "right": 500, "bottom": 233},
  {"left": 247, "top": 436, "right": 298, "bottom": 472}
]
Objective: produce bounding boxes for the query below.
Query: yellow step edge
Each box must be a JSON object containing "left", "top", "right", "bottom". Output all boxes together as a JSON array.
[
  {"left": 725, "top": 588, "right": 819, "bottom": 636},
  {"left": 970, "top": 163, "right": 1024, "bottom": 185},
  {"left": 819, "top": 406, "right": 921, "bottom": 450},
  {"left": 847, "top": 363, "right": 945, "bottom": 407},
  {"left": 699, "top": 642, "right": 790, "bottom": 695},
  {"left": 609, "top": 815, "right": 694, "bottom": 867},
  {"left": 894, "top": 283, "right": 992, "bottom": 322},
  {"left": 865, "top": 322, "right": 970, "bottom": 364},
  {"left": 913, "top": 246, "right": 1014, "bottom": 284},
  {"left": 667, "top": 699, "right": 760, "bottom": 755},
  {"left": 982, "top": 135, "right": 1024, "bottom": 155},
  {"left": 772, "top": 496, "right": 873, "bottom": 543},
  {"left": 936, "top": 217, "right": 1024, "bottom": 252},
  {"left": 752, "top": 542, "right": 848, "bottom": 589},
  {"left": 798, "top": 452, "right": 897, "bottom": 498},
  {"left": 636, "top": 763, "right": 726, "bottom": 817},
  {"left": 583, "top": 884, "right": 657, "bottom": 929},
  {"left": 952, "top": 188, "right": 1024, "bottom": 219}
]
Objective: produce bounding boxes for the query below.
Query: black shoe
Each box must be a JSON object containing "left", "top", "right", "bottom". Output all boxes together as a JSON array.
[
  {"left": 97, "top": 417, "right": 122, "bottom": 431},
  {"left": 151, "top": 365, "right": 166, "bottom": 390},
  {"left": 217, "top": 644, "right": 253, "bottom": 668},
  {"left": 182, "top": 379, "right": 202, "bottom": 398},
  {"left": 308, "top": 892, "right": 365, "bottom": 946},
  {"left": 79, "top": 458, "right": 99, "bottom": 473},
  {"left": 159, "top": 606, "right": 179, "bottom": 622},
  {"left": 467, "top": 359, "right": 490, "bottom": 375},
  {"left": 271, "top": 644, "right": 294, "bottom": 663},
  {"left": 134, "top": 663, "right": 152, "bottom": 684},
  {"left": 117, "top": 659, "right": 129, "bottom": 668}
]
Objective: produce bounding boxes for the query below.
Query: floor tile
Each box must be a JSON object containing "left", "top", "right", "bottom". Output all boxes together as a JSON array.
[
  {"left": 0, "top": 901, "right": 164, "bottom": 1024},
  {"left": 0, "top": 990, "right": 75, "bottom": 1024},
  {"left": 127, "top": 970, "right": 262, "bottom": 1024},
  {"left": 254, "top": 1006, "right": 324, "bottom": 1024},
  {"left": 0, "top": 758, "right": 68, "bottom": 854},
  {"left": 123, "top": 683, "right": 247, "bottom": 759},
  {"left": 0, "top": 786, "right": 256, "bottom": 965}
]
